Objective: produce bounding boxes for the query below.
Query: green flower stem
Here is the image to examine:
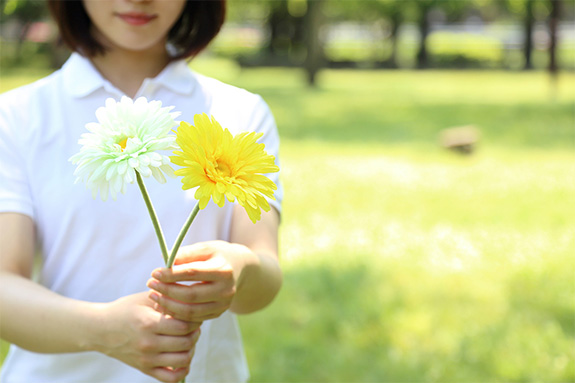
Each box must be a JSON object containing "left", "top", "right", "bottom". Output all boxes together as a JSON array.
[
  {"left": 136, "top": 173, "right": 196, "bottom": 383},
  {"left": 165, "top": 201, "right": 200, "bottom": 383},
  {"left": 135, "top": 171, "right": 169, "bottom": 265},
  {"left": 167, "top": 201, "right": 200, "bottom": 268},
  {"left": 166, "top": 201, "right": 200, "bottom": 383}
]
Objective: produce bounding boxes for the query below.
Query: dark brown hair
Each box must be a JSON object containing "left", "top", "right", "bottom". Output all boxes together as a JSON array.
[{"left": 47, "top": 0, "right": 226, "bottom": 60}]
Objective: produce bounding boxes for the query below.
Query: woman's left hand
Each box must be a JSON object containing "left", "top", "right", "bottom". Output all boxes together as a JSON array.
[{"left": 146, "top": 241, "right": 253, "bottom": 322}]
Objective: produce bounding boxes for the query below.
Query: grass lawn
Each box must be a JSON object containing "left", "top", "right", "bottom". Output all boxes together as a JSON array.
[
  {"left": 1, "top": 58, "right": 574, "bottom": 382},
  {"left": 248, "top": 141, "right": 574, "bottom": 382}
]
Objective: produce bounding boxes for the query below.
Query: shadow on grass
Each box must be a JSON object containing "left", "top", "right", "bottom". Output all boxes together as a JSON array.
[{"left": 240, "top": 252, "right": 575, "bottom": 382}]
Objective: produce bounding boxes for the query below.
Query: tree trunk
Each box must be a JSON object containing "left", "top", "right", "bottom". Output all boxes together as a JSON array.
[
  {"left": 523, "top": 0, "right": 535, "bottom": 70},
  {"left": 304, "top": 0, "right": 324, "bottom": 86},
  {"left": 416, "top": 6, "right": 430, "bottom": 69},
  {"left": 266, "top": 0, "right": 290, "bottom": 57},
  {"left": 388, "top": 10, "right": 401, "bottom": 68},
  {"left": 548, "top": 0, "right": 560, "bottom": 74},
  {"left": 548, "top": 0, "right": 561, "bottom": 100}
]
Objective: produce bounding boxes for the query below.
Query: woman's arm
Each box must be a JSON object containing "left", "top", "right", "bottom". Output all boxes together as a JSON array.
[
  {"left": 147, "top": 206, "right": 283, "bottom": 320},
  {"left": 0, "top": 213, "right": 199, "bottom": 383},
  {"left": 228, "top": 205, "right": 282, "bottom": 314},
  {"left": 0, "top": 213, "right": 96, "bottom": 353}
]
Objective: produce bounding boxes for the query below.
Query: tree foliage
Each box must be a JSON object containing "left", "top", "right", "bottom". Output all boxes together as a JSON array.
[{"left": 1, "top": 0, "right": 46, "bottom": 23}]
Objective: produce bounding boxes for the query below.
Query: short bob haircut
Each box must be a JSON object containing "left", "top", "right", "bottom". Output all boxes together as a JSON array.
[{"left": 47, "top": 0, "right": 226, "bottom": 60}]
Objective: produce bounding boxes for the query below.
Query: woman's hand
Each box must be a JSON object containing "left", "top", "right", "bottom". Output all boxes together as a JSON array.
[
  {"left": 96, "top": 292, "right": 201, "bottom": 383},
  {"left": 148, "top": 207, "right": 282, "bottom": 320},
  {"left": 146, "top": 241, "right": 252, "bottom": 322}
]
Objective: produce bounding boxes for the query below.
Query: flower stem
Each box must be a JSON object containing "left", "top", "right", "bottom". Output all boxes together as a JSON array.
[
  {"left": 166, "top": 202, "right": 200, "bottom": 383},
  {"left": 135, "top": 171, "right": 169, "bottom": 264},
  {"left": 167, "top": 201, "right": 200, "bottom": 268}
]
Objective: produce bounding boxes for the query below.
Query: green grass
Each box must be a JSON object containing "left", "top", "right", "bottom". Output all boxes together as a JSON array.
[
  {"left": 1, "top": 58, "right": 574, "bottom": 381},
  {"left": 241, "top": 142, "right": 574, "bottom": 382}
]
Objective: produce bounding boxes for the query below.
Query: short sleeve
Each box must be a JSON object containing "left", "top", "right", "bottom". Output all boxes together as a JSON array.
[
  {"left": 0, "top": 96, "right": 35, "bottom": 219},
  {"left": 248, "top": 96, "right": 283, "bottom": 215}
]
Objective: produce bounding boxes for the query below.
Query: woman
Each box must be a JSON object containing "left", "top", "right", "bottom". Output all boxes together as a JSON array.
[{"left": 0, "top": 0, "right": 283, "bottom": 382}]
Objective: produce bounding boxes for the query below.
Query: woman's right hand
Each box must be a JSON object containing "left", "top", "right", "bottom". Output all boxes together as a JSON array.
[
  {"left": 95, "top": 292, "right": 201, "bottom": 383},
  {"left": 0, "top": 213, "right": 199, "bottom": 383}
]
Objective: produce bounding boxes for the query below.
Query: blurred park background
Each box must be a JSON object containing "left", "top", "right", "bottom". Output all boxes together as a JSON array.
[{"left": 1, "top": 0, "right": 574, "bottom": 382}]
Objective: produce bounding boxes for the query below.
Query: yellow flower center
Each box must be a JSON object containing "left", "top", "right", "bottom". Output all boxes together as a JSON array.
[
  {"left": 118, "top": 137, "right": 128, "bottom": 151},
  {"left": 216, "top": 160, "right": 233, "bottom": 178}
]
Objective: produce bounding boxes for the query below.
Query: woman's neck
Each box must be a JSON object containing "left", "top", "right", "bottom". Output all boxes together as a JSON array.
[{"left": 90, "top": 46, "right": 171, "bottom": 98}]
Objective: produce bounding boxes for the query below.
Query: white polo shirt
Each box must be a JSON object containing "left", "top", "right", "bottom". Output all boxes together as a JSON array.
[{"left": 0, "top": 53, "right": 282, "bottom": 383}]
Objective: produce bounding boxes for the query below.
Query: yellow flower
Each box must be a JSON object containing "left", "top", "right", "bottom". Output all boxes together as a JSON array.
[{"left": 171, "top": 114, "right": 279, "bottom": 223}]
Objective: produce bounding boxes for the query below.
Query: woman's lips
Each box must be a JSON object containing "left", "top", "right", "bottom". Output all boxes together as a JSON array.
[{"left": 116, "top": 12, "right": 157, "bottom": 26}]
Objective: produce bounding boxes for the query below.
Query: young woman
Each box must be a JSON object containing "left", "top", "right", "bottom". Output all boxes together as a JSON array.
[{"left": 0, "top": 1, "right": 283, "bottom": 382}]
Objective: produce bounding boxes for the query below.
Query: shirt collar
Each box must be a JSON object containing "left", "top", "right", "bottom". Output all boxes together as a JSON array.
[
  {"left": 153, "top": 59, "right": 196, "bottom": 95},
  {"left": 62, "top": 53, "right": 107, "bottom": 98},
  {"left": 62, "top": 53, "right": 197, "bottom": 98}
]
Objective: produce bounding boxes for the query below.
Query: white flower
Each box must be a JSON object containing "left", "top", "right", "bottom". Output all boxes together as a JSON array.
[{"left": 70, "top": 96, "right": 180, "bottom": 200}]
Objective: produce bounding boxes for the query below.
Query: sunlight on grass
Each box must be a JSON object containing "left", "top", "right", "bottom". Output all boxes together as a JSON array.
[
  {"left": 240, "top": 141, "right": 575, "bottom": 382},
  {"left": 278, "top": 142, "right": 574, "bottom": 280}
]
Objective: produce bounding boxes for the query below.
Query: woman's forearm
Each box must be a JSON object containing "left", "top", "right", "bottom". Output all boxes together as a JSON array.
[
  {"left": 1, "top": 272, "right": 201, "bottom": 382},
  {"left": 229, "top": 206, "right": 282, "bottom": 315},
  {"left": 230, "top": 250, "right": 282, "bottom": 315},
  {"left": 0, "top": 272, "right": 102, "bottom": 353}
]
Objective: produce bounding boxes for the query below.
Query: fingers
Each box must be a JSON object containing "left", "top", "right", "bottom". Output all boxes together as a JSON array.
[
  {"left": 147, "top": 278, "right": 235, "bottom": 321},
  {"left": 153, "top": 330, "right": 201, "bottom": 353},
  {"left": 153, "top": 349, "right": 195, "bottom": 368},
  {"left": 136, "top": 330, "right": 200, "bottom": 356},
  {"left": 150, "top": 366, "right": 190, "bottom": 383},
  {"left": 148, "top": 279, "right": 234, "bottom": 304},
  {"left": 171, "top": 241, "right": 223, "bottom": 265},
  {"left": 150, "top": 293, "right": 231, "bottom": 322},
  {"left": 146, "top": 349, "right": 194, "bottom": 369},
  {"left": 155, "top": 313, "right": 202, "bottom": 336},
  {"left": 140, "top": 331, "right": 199, "bottom": 382},
  {"left": 147, "top": 241, "right": 240, "bottom": 322},
  {"left": 152, "top": 255, "right": 232, "bottom": 284}
]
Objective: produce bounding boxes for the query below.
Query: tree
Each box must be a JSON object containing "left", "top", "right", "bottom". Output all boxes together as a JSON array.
[
  {"left": 1, "top": 0, "right": 46, "bottom": 22},
  {"left": 265, "top": 0, "right": 292, "bottom": 58},
  {"left": 412, "top": 0, "right": 434, "bottom": 69},
  {"left": 548, "top": 0, "right": 560, "bottom": 74},
  {"left": 408, "top": 0, "right": 470, "bottom": 69},
  {"left": 522, "top": 0, "right": 535, "bottom": 69},
  {"left": 303, "top": 0, "right": 325, "bottom": 86},
  {"left": 499, "top": 0, "right": 553, "bottom": 70},
  {"left": 1, "top": 0, "right": 49, "bottom": 65},
  {"left": 378, "top": 0, "right": 404, "bottom": 68}
]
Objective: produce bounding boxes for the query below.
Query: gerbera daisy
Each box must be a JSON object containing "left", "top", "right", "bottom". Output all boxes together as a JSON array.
[
  {"left": 170, "top": 113, "right": 279, "bottom": 223},
  {"left": 70, "top": 96, "right": 179, "bottom": 200}
]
